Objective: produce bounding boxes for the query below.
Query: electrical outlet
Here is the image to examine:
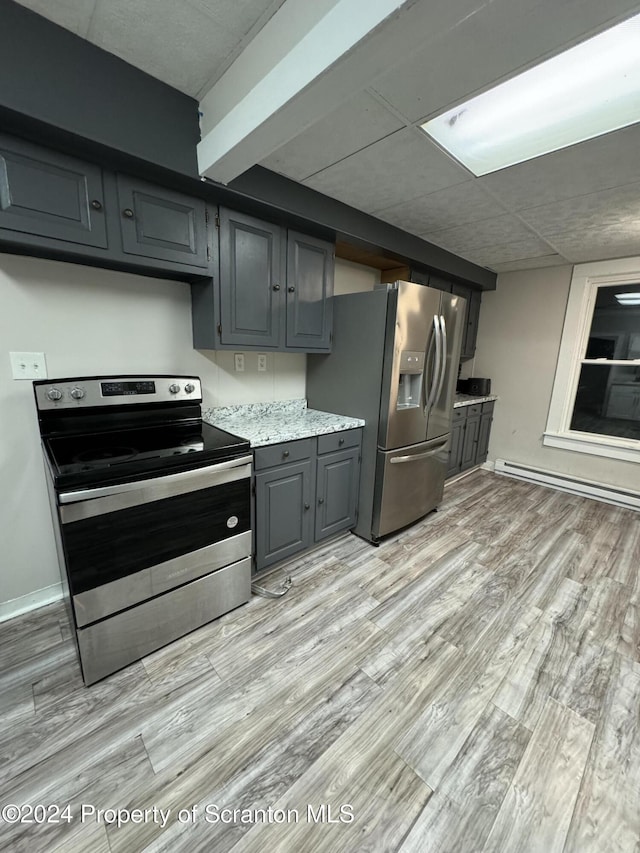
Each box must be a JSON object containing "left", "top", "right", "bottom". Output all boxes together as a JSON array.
[
  {"left": 10, "top": 351, "right": 48, "bottom": 380},
  {"left": 234, "top": 353, "right": 245, "bottom": 372},
  {"left": 257, "top": 353, "right": 268, "bottom": 372}
]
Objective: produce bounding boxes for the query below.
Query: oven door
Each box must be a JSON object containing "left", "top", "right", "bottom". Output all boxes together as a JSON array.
[{"left": 58, "top": 455, "right": 252, "bottom": 627}]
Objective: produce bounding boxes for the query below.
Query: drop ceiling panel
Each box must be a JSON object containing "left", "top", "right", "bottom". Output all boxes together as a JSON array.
[
  {"left": 421, "top": 214, "right": 542, "bottom": 254},
  {"left": 457, "top": 235, "right": 562, "bottom": 268},
  {"left": 490, "top": 255, "right": 567, "bottom": 273},
  {"left": 304, "top": 128, "right": 470, "bottom": 214},
  {"left": 260, "top": 92, "right": 404, "bottom": 182},
  {"left": 545, "top": 228, "right": 640, "bottom": 264},
  {"left": 370, "top": 0, "right": 640, "bottom": 123},
  {"left": 13, "top": 0, "right": 97, "bottom": 37},
  {"left": 375, "top": 181, "right": 509, "bottom": 235},
  {"left": 519, "top": 182, "right": 640, "bottom": 237},
  {"left": 479, "top": 124, "right": 640, "bottom": 213},
  {"left": 87, "top": 0, "right": 240, "bottom": 95}
]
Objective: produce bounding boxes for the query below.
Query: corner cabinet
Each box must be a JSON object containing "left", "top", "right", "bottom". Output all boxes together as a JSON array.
[
  {"left": 254, "top": 430, "right": 361, "bottom": 572},
  {"left": 447, "top": 401, "right": 494, "bottom": 478},
  {"left": 192, "top": 207, "right": 335, "bottom": 353}
]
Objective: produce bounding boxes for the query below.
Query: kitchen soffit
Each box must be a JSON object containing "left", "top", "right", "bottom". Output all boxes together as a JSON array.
[{"left": 13, "top": 0, "right": 640, "bottom": 274}]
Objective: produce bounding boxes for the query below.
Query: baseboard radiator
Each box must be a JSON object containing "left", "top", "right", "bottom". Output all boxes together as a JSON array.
[{"left": 494, "top": 459, "right": 640, "bottom": 512}]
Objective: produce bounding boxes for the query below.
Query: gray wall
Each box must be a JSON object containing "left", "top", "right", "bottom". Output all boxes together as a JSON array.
[{"left": 471, "top": 264, "right": 639, "bottom": 490}]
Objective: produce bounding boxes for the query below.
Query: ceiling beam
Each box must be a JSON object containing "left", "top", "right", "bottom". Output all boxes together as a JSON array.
[{"left": 197, "top": 0, "right": 414, "bottom": 184}]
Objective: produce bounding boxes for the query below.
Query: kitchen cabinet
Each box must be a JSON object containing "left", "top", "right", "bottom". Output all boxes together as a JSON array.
[
  {"left": 0, "top": 133, "right": 107, "bottom": 249},
  {"left": 253, "top": 430, "right": 361, "bottom": 572},
  {"left": 0, "top": 132, "right": 212, "bottom": 279},
  {"left": 447, "top": 401, "right": 494, "bottom": 477},
  {"left": 452, "top": 283, "right": 482, "bottom": 360},
  {"left": 194, "top": 207, "right": 335, "bottom": 353},
  {"left": 115, "top": 175, "right": 209, "bottom": 269}
]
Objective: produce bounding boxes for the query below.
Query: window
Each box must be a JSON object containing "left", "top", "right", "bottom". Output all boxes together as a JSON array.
[{"left": 544, "top": 258, "right": 640, "bottom": 463}]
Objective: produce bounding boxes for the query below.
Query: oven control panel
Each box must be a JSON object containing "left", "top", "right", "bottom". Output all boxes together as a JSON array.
[{"left": 34, "top": 376, "right": 202, "bottom": 410}]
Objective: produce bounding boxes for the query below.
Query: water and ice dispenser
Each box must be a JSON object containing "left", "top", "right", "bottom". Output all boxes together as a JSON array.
[{"left": 396, "top": 350, "right": 425, "bottom": 409}]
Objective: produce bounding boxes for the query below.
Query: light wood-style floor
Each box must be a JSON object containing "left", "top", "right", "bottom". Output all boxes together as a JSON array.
[{"left": 1, "top": 470, "right": 639, "bottom": 853}]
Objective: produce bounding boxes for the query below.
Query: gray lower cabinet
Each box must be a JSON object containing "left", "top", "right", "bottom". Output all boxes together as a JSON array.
[
  {"left": 115, "top": 174, "right": 209, "bottom": 269},
  {"left": 0, "top": 132, "right": 107, "bottom": 249},
  {"left": 254, "top": 430, "right": 361, "bottom": 572},
  {"left": 255, "top": 460, "right": 313, "bottom": 570},
  {"left": 447, "top": 401, "right": 494, "bottom": 477}
]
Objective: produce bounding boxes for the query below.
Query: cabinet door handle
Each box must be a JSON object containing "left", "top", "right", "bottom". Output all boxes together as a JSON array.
[
  {"left": 273, "top": 284, "right": 281, "bottom": 291},
  {"left": 288, "top": 286, "right": 295, "bottom": 293},
  {"left": 122, "top": 208, "right": 134, "bottom": 219},
  {"left": 304, "top": 503, "right": 310, "bottom": 510},
  {"left": 282, "top": 450, "right": 289, "bottom": 458},
  {"left": 338, "top": 438, "right": 344, "bottom": 445},
  {"left": 91, "top": 200, "right": 103, "bottom": 211},
  {"left": 318, "top": 497, "right": 324, "bottom": 504}
]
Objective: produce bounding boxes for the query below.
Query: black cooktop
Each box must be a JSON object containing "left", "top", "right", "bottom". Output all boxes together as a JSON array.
[{"left": 45, "top": 422, "right": 251, "bottom": 490}]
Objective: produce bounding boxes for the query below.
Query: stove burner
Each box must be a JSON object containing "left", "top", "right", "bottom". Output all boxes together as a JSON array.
[{"left": 74, "top": 447, "right": 138, "bottom": 464}]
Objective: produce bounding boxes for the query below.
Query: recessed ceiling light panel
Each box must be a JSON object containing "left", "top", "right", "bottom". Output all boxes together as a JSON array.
[{"left": 420, "top": 12, "right": 640, "bottom": 176}]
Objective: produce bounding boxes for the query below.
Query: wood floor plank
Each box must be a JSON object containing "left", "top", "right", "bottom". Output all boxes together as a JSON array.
[
  {"left": 618, "top": 601, "right": 640, "bottom": 662},
  {"left": 482, "top": 698, "right": 594, "bottom": 853},
  {"left": 399, "top": 702, "right": 532, "bottom": 852},
  {"left": 395, "top": 603, "right": 540, "bottom": 789},
  {"left": 564, "top": 654, "right": 640, "bottom": 853}
]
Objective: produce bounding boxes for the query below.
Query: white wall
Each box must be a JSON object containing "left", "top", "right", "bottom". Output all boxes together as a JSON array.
[
  {"left": 334, "top": 257, "right": 379, "bottom": 294},
  {"left": 0, "top": 253, "right": 305, "bottom": 615},
  {"left": 471, "top": 264, "right": 639, "bottom": 491}
]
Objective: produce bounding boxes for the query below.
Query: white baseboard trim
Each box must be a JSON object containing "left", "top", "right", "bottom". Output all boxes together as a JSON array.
[
  {"left": 494, "top": 459, "right": 640, "bottom": 511},
  {"left": 0, "top": 583, "right": 63, "bottom": 624},
  {"left": 481, "top": 460, "right": 495, "bottom": 472}
]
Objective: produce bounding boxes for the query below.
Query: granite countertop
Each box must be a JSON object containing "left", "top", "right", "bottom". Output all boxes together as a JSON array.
[
  {"left": 203, "top": 399, "right": 365, "bottom": 448},
  {"left": 454, "top": 393, "right": 498, "bottom": 408}
]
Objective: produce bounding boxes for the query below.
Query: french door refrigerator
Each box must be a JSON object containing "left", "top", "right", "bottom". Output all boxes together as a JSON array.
[{"left": 307, "top": 281, "right": 463, "bottom": 543}]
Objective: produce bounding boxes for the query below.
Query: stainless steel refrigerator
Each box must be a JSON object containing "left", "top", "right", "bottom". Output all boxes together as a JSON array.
[{"left": 307, "top": 281, "right": 463, "bottom": 543}]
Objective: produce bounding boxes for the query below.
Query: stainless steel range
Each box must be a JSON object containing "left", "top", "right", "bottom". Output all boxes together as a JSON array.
[{"left": 34, "top": 374, "right": 252, "bottom": 685}]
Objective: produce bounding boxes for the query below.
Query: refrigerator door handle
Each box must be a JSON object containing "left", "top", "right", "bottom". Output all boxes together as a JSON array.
[
  {"left": 390, "top": 439, "right": 449, "bottom": 463},
  {"left": 434, "top": 314, "right": 447, "bottom": 405},
  {"left": 424, "top": 314, "right": 441, "bottom": 414}
]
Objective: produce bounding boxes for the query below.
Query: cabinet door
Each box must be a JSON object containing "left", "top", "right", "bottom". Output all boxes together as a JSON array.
[
  {"left": 410, "top": 269, "right": 430, "bottom": 287},
  {"left": 465, "top": 290, "right": 482, "bottom": 359},
  {"left": 447, "top": 417, "right": 465, "bottom": 478},
  {"left": 219, "top": 208, "right": 283, "bottom": 348},
  {"left": 315, "top": 448, "right": 360, "bottom": 541},
  {"left": 0, "top": 134, "right": 107, "bottom": 248},
  {"left": 475, "top": 411, "right": 493, "bottom": 464},
  {"left": 116, "top": 175, "right": 208, "bottom": 268},
  {"left": 460, "top": 415, "right": 480, "bottom": 471},
  {"left": 286, "top": 231, "right": 334, "bottom": 351},
  {"left": 255, "top": 460, "right": 312, "bottom": 570}
]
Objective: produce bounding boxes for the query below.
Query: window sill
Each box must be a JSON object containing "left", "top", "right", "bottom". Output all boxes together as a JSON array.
[{"left": 543, "top": 430, "right": 640, "bottom": 463}]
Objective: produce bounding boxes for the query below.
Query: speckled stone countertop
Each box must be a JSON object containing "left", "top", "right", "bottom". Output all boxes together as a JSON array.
[
  {"left": 454, "top": 393, "right": 498, "bottom": 408},
  {"left": 203, "top": 399, "right": 365, "bottom": 448}
]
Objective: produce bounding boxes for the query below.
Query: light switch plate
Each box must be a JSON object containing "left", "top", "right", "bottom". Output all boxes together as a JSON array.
[
  {"left": 234, "top": 353, "right": 245, "bottom": 372},
  {"left": 10, "top": 351, "right": 48, "bottom": 380}
]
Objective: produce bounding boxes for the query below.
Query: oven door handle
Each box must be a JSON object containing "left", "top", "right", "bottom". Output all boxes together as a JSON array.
[{"left": 59, "top": 455, "right": 253, "bottom": 524}]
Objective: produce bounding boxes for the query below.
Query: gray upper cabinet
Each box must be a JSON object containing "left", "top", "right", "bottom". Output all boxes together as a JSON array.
[
  {"left": 218, "top": 208, "right": 283, "bottom": 348},
  {"left": 195, "top": 207, "right": 334, "bottom": 353},
  {"left": 0, "top": 133, "right": 107, "bottom": 249},
  {"left": 286, "top": 231, "right": 334, "bottom": 350},
  {"left": 115, "top": 175, "right": 208, "bottom": 269},
  {"left": 452, "top": 282, "right": 482, "bottom": 360}
]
